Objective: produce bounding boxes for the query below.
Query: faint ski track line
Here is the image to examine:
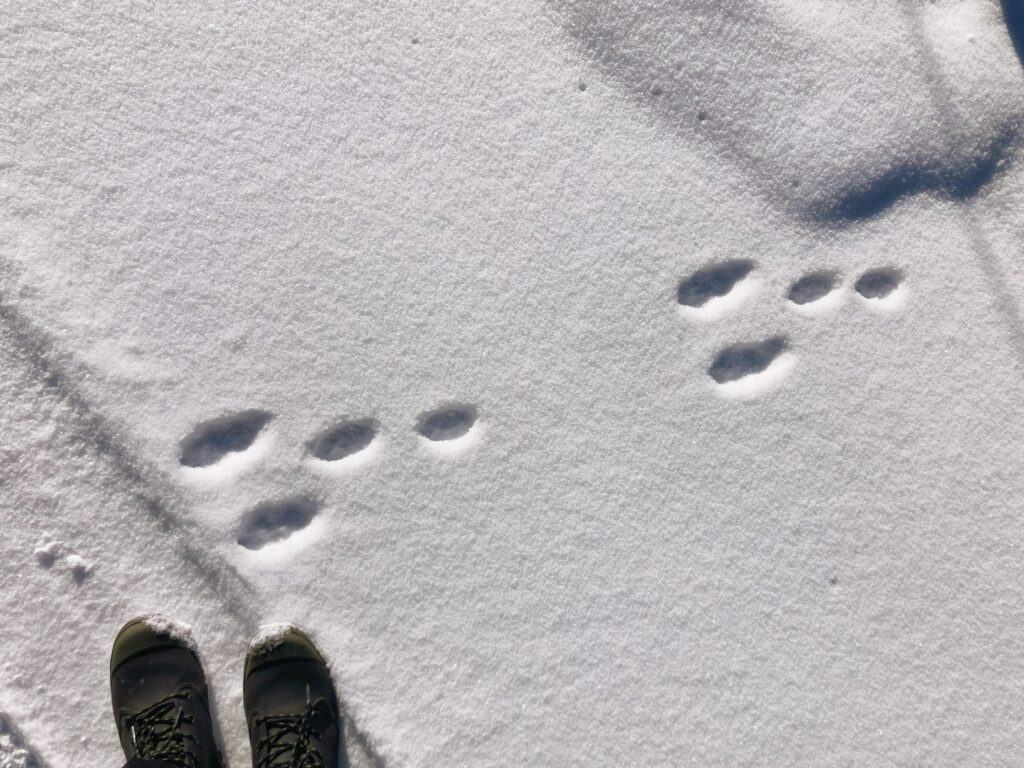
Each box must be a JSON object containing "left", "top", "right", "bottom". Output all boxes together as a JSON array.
[
  {"left": 0, "top": 293, "right": 261, "bottom": 631},
  {"left": 899, "top": 0, "right": 1024, "bottom": 376},
  {"left": 0, "top": 295, "right": 388, "bottom": 768}
]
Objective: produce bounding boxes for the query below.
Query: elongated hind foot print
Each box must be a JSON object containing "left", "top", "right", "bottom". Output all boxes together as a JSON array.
[
  {"left": 180, "top": 410, "right": 272, "bottom": 468},
  {"left": 676, "top": 260, "right": 756, "bottom": 321},
  {"left": 307, "top": 419, "right": 377, "bottom": 462},
  {"left": 306, "top": 417, "right": 381, "bottom": 475},
  {"left": 179, "top": 410, "right": 274, "bottom": 486},
  {"left": 787, "top": 271, "right": 842, "bottom": 315},
  {"left": 708, "top": 336, "right": 796, "bottom": 399},
  {"left": 237, "top": 497, "right": 322, "bottom": 563}
]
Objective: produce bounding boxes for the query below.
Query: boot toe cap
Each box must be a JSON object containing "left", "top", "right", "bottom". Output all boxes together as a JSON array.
[
  {"left": 245, "top": 624, "right": 325, "bottom": 677},
  {"left": 110, "top": 615, "right": 196, "bottom": 673}
]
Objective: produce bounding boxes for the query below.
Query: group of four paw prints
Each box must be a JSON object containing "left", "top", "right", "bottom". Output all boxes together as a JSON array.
[
  {"left": 35, "top": 409, "right": 419, "bottom": 573},
  {"left": 677, "top": 261, "right": 904, "bottom": 384},
  {"left": 179, "top": 406, "right": 481, "bottom": 550},
  {"left": 179, "top": 405, "right": 479, "bottom": 469}
]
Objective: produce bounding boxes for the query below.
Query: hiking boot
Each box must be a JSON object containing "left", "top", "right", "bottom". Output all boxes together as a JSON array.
[
  {"left": 243, "top": 625, "right": 341, "bottom": 768},
  {"left": 110, "top": 616, "right": 222, "bottom": 768}
]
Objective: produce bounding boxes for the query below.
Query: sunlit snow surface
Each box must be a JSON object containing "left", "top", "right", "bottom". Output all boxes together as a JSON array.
[{"left": 4, "top": 1, "right": 1024, "bottom": 765}]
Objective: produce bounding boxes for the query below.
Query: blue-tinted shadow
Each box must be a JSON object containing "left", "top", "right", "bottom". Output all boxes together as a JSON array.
[
  {"left": 824, "top": 127, "right": 1015, "bottom": 222},
  {"left": 1003, "top": 0, "right": 1024, "bottom": 67}
]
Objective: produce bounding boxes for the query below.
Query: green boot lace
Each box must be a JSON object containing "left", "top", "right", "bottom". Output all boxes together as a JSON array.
[{"left": 128, "top": 691, "right": 199, "bottom": 768}]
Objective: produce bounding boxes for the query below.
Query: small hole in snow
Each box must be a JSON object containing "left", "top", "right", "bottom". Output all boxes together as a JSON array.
[
  {"left": 417, "top": 405, "right": 478, "bottom": 441},
  {"left": 578, "top": 81, "right": 587, "bottom": 92},
  {"left": 677, "top": 260, "right": 754, "bottom": 307},
  {"left": 855, "top": 268, "right": 902, "bottom": 299}
]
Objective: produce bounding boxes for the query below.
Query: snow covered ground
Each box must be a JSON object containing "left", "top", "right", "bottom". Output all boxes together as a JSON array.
[{"left": 4, "top": 0, "right": 1024, "bottom": 765}]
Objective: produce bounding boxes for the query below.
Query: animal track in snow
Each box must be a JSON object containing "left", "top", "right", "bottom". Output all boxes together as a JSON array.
[
  {"left": 305, "top": 417, "right": 381, "bottom": 475},
  {"left": 180, "top": 410, "right": 272, "bottom": 468},
  {"left": 786, "top": 271, "right": 843, "bottom": 315},
  {"left": 677, "top": 260, "right": 754, "bottom": 306},
  {"left": 787, "top": 272, "right": 837, "bottom": 306},
  {"left": 709, "top": 336, "right": 787, "bottom": 382},
  {"left": 237, "top": 497, "right": 319, "bottom": 551},
  {"left": 307, "top": 418, "right": 378, "bottom": 462},
  {"left": 854, "top": 267, "right": 906, "bottom": 313},
  {"left": 708, "top": 337, "right": 797, "bottom": 399},
  {"left": 416, "top": 404, "right": 482, "bottom": 456},
  {"left": 417, "top": 405, "right": 478, "bottom": 441},
  {"left": 855, "top": 267, "right": 901, "bottom": 299}
]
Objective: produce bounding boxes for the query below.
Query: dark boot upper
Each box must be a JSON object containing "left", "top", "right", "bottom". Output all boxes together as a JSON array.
[
  {"left": 110, "top": 617, "right": 222, "bottom": 768},
  {"left": 243, "top": 626, "right": 340, "bottom": 768}
]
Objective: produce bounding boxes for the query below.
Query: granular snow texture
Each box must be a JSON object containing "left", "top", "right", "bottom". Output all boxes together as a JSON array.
[{"left": 4, "top": 0, "right": 1024, "bottom": 765}]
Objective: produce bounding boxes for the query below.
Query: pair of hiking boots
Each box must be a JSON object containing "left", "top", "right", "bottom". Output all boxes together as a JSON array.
[{"left": 110, "top": 616, "right": 341, "bottom": 768}]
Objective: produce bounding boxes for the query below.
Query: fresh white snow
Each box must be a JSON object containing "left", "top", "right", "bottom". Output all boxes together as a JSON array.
[
  {"left": 4, "top": 0, "right": 1024, "bottom": 766},
  {"left": 248, "top": 623, "right": 300, "bottom": 653},
  {"left": 138, "top": 616, "right": 200, "bottom": 655}
]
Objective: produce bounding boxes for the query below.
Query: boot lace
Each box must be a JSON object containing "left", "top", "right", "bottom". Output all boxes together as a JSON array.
[
  {"left": 254, "top": 686, "right": 329, "bottom": 768},
  {"left": 128, "top": 691, "right": 199, "bottom": 768}
]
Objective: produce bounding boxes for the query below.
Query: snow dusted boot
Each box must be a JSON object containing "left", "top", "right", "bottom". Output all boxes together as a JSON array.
[
  {"left": 110, "top": 616, "right": 222, "bottom": 768},
  {"left": 243, "top": 625, "right": 341, "bottom": 768}
]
